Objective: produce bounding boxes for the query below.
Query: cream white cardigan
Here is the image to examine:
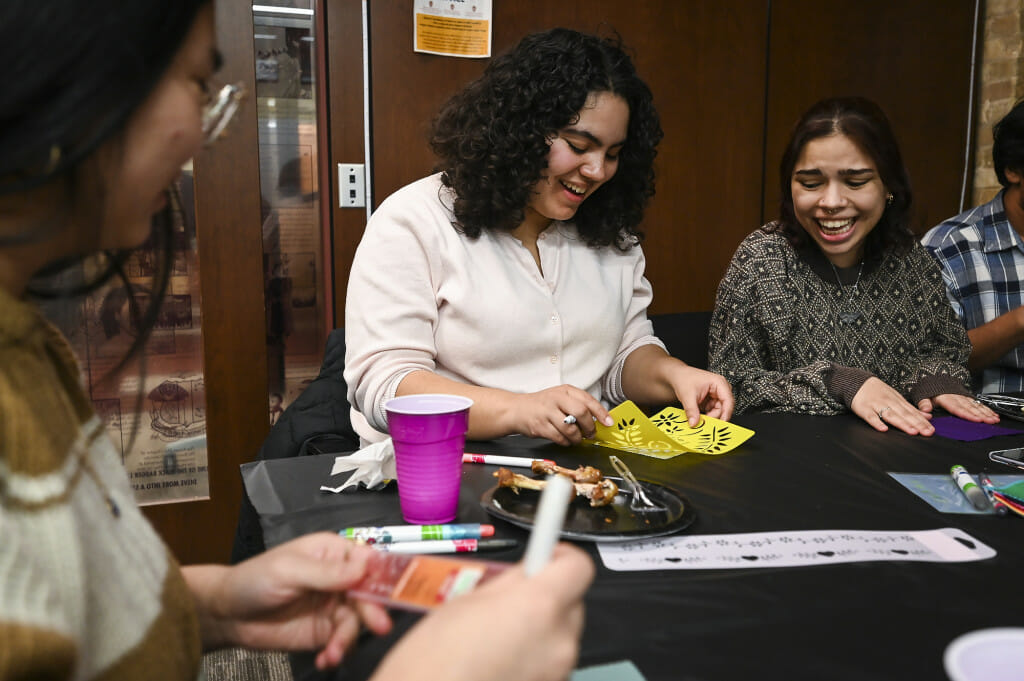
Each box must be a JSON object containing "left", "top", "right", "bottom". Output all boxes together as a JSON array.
[{"left": 344, "top": 174, "right": 664, "bottom": 443}]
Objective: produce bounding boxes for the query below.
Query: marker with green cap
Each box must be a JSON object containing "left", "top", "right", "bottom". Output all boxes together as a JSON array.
[{"left": 950, "top": 465, "right": 992, "bottom": 511}]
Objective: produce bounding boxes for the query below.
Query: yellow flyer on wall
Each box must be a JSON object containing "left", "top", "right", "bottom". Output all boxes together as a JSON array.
[{"left": 414, "top": 0, "right": 492, "bottom": 58}]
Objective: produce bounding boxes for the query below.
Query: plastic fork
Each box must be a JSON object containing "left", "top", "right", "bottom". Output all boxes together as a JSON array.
[{"left": 608, "top": 455, "right": 666, "bottom": 512}]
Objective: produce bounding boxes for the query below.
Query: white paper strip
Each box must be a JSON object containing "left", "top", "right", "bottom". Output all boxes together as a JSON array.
[{"left": 597, "top": 527, "right": 995, "bottom": 571}]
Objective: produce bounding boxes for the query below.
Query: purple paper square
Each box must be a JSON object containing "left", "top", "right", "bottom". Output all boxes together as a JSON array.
[{"left": 931, "top": 415, "right": 1024, "bottom": 441}]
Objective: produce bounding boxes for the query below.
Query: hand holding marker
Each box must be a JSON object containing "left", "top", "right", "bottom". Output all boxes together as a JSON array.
[{"left": 950, "top": 465, "right": 992, "bottom": 511}]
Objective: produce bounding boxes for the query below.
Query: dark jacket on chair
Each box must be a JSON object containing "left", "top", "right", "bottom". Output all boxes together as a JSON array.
[{"left": 231, "top": 328, "right": 359, "bottom": 563}]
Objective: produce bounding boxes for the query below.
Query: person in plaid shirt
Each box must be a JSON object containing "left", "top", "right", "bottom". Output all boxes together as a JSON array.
[{"left": 922, "top": 99, "right": 1024, "bottom": 394}]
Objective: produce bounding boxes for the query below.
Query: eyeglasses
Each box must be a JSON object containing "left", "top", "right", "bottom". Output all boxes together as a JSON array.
[{"left": 202, "top": 82, "right": 246, "bottom": 145}]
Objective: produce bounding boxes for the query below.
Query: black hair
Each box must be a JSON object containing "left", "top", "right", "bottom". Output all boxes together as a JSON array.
[
  {"left": 0, "top": 1, "right": 209, "bottom": 195},
  {"left": 993, "top": 97, "right": 1024, "bottom": 188},
  {"left": 0, "top": 0, "right": 210, "bottom": 378},
  {"left": 430, "top": 27, "right": 663, "bottom": 250},
  {"left": 766, "top": 96, "right": 916, "bottom": 256}
]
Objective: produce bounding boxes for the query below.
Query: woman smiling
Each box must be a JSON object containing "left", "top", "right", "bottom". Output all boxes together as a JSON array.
[
  {"left": 345, "top": 28, "right": 733, "bottom": 447},
  {"left": 708, "top": 97, "right": 997, "bottom": 435}
]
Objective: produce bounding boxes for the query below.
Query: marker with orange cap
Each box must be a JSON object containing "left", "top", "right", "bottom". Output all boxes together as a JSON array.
[{"left": 341, "top": 523, "right": 495, "bottom": 544}]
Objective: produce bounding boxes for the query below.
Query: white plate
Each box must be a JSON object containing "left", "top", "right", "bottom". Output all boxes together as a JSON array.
[{"left": 944, "top": 628, "right": 1024, "bottom": 681}]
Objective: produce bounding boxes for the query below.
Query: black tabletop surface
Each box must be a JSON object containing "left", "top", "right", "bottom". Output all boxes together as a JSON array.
[{"left": 240, "top": 412, "right": 1024, "bottom": 681}]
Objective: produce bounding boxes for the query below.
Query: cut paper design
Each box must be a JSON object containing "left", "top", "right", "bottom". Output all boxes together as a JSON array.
[{"left": 586, "top": 401, "right": 754, "bottom": 459}]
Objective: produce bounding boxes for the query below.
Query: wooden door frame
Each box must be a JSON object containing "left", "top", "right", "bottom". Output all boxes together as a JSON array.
[{"left": 326, "top": 0, "right": 368, "bottom": 324}]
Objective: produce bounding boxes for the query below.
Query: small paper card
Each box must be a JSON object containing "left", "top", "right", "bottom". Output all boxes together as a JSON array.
[{"left": 585, "top": 400, "right": 754, "bottom": 459}]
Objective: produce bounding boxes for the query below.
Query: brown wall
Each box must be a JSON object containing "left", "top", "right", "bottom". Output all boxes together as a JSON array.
[
  {"left": 354, "top": 0, "right": 980, "bottom": 316},
  {"left": 764, "top": 0, "right": 979, "bottom": 236},
  {"left": 367, "top": 1, "right": 768, "bottom": 313}
]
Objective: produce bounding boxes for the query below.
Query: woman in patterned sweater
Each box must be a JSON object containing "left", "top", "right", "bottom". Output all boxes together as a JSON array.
[{"left": 709, "top": 97, "right": 998, "bottom": 435}]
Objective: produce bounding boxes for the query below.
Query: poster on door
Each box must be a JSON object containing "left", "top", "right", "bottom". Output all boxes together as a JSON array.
[
  {"left": 413, "top": 0, "right": 492, "bottom": 58},
  {"left": 40, "top": 172, "right": 210, "bottom": 506}
]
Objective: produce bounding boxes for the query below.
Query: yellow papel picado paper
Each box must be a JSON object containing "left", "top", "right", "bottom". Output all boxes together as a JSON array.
[{"left": 586, "top": 401, "right": 754, "bottom": 459}]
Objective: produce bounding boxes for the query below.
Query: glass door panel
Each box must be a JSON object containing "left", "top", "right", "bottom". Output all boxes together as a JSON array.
[
  {"left": 40, "top": 170, "right": 210, "bottom": 506},
  {"left": 253, "top": 1, "right": 327, "bottom": 421}
]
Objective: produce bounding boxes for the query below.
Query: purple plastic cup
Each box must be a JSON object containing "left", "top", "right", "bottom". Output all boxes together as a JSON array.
[{"left": 385, "top": 394, "right": 473, "bottom": 524}]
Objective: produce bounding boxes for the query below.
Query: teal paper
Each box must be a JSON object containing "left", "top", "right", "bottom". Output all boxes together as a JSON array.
[
  {"left": 571, "top": 660, "right": 648, "bottom": 681},
  {"left": 995, "top": 480, "right": 1024, "bottom": 503}
]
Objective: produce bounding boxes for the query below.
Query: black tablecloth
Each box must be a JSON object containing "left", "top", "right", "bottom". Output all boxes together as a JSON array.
[{"left": 240, "top": 412, "right": 1024, "bottom": 681}]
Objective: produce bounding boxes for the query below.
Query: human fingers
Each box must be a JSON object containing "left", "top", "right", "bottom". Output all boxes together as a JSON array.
[
  {"left": 313, "top": 598, "right": 365, "bottom": 670},
  {"left": 541, "top": 386, "right": 611, "bottom": 444},
  {"left": 850, "top": 379, "right": 923, "bottom": 434},
  {"left": 678, "top": 388, "right": 704, "bottom": 427},
  {"left": 701, "top": 375, "right": 735, "bottom": 422},
  {"left": 529, "top": 543, "right": 595, "bottom": 600},
  {"left": 274, "top": 534, "right": 374, "bottom": 592},
  {"left": 933, "top": 394, "right": 1001, "bottom": 423},
  {"left": 561, "top": 393, "right": 613, "bottom": 436},
  {"left": 879, "top": 401, "right": 935, "bottom": 436},
  {"left": 353, "top": 598, "right": 393, "bottom": 636},
  {"left": 508, "top": 393, "right": 574, "bottom": 446}
]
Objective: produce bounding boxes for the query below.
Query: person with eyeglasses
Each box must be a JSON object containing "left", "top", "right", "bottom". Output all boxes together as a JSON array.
[{"left": 0, "top": 2, "right": 591, "bottom": 680}]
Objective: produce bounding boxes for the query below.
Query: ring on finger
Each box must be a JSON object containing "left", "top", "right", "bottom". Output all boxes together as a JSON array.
[
  {"left": 563, "top": 414, "right": 577, "bottom": 426},
  {"left": 877, "top": 406, "right": 893, "bottom": 419}
]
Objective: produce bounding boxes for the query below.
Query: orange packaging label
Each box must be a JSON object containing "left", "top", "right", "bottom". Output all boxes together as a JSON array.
[{"left": 350, "top": 551, "right": 508, "bottom": 611}]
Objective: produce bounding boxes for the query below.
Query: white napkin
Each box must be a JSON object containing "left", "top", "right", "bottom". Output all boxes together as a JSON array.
[{"left": 320, "top": 438, "right": 397, "bottom": 493}]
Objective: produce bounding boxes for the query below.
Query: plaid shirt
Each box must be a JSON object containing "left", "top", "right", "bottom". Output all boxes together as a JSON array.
[{"left": 921, "top": 191, "right": 1024, "bottom": 393}]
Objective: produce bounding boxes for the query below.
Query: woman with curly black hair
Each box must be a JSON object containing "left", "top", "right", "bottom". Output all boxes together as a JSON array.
[
  {"left": 709, "top": 97, "right": 997, "bottom": 436},
  {"left": 345, "top": 28, "right": 733, "bottom": 446}
]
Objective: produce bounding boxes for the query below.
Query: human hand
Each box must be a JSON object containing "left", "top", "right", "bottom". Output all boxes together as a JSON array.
[
  {"left": 666, "top": 365, "right": 735, "bottom": 425},
  {"left": 369, "top": 543, "right": 593, "bottom": 681},
  {"left": 850, "top": 377, "right": 933, "bottom": 435},
  {"left": 508, "top": 384, "right": 613, "bottom": 445},
  {"left": 188, "top": 533, "right": 392, "bottom": 669},
  {"left": 918, "top": 394, "right": 1000, "bottom": 424}
]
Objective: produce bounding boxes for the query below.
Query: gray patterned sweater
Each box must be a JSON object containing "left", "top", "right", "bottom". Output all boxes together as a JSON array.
[{"left": 709, "top": 228, "right": 972, "bottom": 415}]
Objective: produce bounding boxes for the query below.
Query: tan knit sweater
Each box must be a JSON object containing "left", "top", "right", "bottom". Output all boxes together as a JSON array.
[{"left": 0, "top": 287, "right": 201, "bottom": 680}]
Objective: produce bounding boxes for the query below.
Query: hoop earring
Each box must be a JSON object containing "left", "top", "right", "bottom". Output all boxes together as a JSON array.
[{"left": 886, "top": 192, "right": 894, "bottom": 205}]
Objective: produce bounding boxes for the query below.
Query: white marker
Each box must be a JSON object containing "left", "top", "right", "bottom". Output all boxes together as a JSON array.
[
  {"left": 522, "top": 474, "right": 573, "bottom": 576},
  {"left": 462, "top": 453, "right": 555, "bottom": 468}
]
